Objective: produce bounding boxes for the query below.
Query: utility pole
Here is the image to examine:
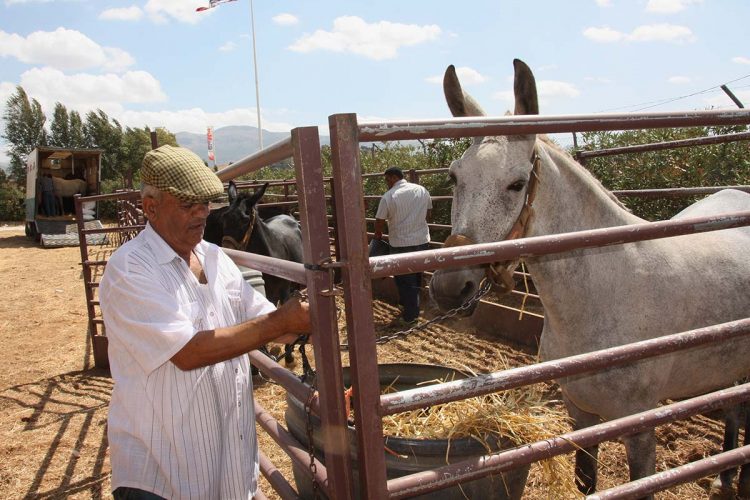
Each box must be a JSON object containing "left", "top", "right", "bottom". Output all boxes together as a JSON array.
[{"left": 249, "top": 0, "right": 263, "bottom": 149}]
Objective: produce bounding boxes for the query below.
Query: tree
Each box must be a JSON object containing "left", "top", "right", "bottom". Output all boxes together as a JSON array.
[
  {"left": 1, "top": 86, "right": 47, "bottom": 186},
  {"left": 69, "top": 110, "right": 86, "bottom": 148},
  {"left": 83, "top": 109, "right": 123, "bottom": 181},
  {"left": 48, "top": 102, "right": 71, "bottom": 147}
]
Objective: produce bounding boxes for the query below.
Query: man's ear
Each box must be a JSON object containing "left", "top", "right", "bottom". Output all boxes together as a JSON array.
[{"left": 142, "top": 195, "right": 158, "bottom": 221}]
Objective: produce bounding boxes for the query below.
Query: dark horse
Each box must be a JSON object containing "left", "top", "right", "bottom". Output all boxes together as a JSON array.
[{"left": 205, "top": 181, "right": 304, "bottom": 366}]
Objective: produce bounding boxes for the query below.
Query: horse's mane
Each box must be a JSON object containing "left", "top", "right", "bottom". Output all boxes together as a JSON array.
[{"left": 538, "top": 136, "right": 630, "bottom": 211}]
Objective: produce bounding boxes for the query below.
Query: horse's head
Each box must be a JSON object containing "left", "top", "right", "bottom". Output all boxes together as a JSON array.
[
  {"left": 430, "top": 59, "right": 540, "bottom": 313},
  {"left": 220, "top": 181, "right": 268, "bottom": 250}
]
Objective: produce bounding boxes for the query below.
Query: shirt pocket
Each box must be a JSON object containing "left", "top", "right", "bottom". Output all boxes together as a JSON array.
[
  {"left": 226, "top": 291, "right": 245, "bottom": 324},
  {"left": 181, "top": 300, "right": 204, "bottom": 332}
]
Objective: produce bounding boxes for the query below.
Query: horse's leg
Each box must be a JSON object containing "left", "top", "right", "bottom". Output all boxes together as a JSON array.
[
  {"left": 563, "top": 396, "right": 601, "bottom": 494},
  {"left": 710, "top": 405, "right": 741, "bottom": 499},
  {"left": 623, "top": 430, "right": 657, "bottom": 500}
]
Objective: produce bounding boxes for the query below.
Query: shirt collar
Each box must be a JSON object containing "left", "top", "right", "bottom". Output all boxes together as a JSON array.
[
  {"left": 391, "top": 179, "right": 407, "bottom": 190},
  {"left": 142, "top": 222, "right": 207, "bottom": 265}
]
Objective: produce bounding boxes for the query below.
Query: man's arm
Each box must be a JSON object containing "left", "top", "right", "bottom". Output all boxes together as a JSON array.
[
  {"left": 426, "top": 209, "right": 432, "bottom": 223},
  {"left": 171, "top": 297, "right": 310, "bottom": 370},
  {"left": 374, "top": 218, "right": 386, "bottom": 240}
]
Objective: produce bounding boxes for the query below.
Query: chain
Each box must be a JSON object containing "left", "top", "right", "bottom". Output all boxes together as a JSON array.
[
  {"left": 302, "top": 372, "right": 320, "bottom": 498},
  {"left": 339, "top": 278, "right": 493, "bottom": 350}
]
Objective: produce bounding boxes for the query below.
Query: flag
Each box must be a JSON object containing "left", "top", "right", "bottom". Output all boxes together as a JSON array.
[
  {"left": 196, "top": 0, "right": 237, "bottom": 12},
  {"left": 207, "top": 126, "right": 215, "bottom": 163}
]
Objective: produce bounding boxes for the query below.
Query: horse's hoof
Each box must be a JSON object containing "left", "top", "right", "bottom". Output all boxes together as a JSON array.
[{"left": 708, "top": 484, "right": 735, "bottom": 500}]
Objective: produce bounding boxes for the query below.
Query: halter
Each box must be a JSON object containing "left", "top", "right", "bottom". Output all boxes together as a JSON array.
[
  {"left": 221, "top": 209, "right": 256, "bottom": 250},
  {"left": 443, "top": 146, "right": 541, "bottom": 294}
]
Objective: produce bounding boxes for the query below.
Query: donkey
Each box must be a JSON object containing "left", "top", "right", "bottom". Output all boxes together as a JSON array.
[{"left": 429, "top": 59, "right": 750, "bottom": 498}]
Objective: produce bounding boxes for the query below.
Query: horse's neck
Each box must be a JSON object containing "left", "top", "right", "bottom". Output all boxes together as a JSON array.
[
  {"left": 247, "top": 214, "right": 271, "bottom": 257},
  {"left": 525, "top": 144, "right": 642, "bottom": 313},
  {"left": 529, "top": 144, "right": 641, "bottom": 237}
]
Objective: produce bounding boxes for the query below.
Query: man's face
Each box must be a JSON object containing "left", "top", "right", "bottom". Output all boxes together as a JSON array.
[{"left": 143, "top": 191, "right": 210, "bottom": 259}]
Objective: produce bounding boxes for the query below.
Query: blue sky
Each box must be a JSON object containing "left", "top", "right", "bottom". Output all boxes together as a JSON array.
[{"left": 2, "top": 0, "right": 750, "bottom": 167}]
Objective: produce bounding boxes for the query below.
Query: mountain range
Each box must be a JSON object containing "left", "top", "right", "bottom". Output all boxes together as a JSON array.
[{"left": 176, "top": 125, "right": 330, "bottom": 166}]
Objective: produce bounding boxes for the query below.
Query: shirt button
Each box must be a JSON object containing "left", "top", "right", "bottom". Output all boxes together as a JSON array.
[
  {"left": 210, "top": 311, "right": 215, "bottom": 317},
  {"left": 235, "top": 368, "right": 238, "bottom": 374},
  {"left": 240, "top": 434, "right": 244, "bottom": 440}
]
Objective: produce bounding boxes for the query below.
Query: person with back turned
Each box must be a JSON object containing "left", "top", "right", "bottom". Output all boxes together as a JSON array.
[
  {"left": 374, "top": 166, "right": 432, "bottom": 326},
  {"left": 100, "top": 145, "right": 311, "bottom": 499}
]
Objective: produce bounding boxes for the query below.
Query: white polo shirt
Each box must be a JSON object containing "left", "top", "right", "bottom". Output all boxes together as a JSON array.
[
  {"left": 376, "top": 179, "right": 432, "bottom": 247},
  {"left": 100, "top": 223, "right": 274, "bottom": 499}
]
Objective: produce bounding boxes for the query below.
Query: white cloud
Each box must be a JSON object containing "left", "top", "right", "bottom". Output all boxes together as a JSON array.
[
  {"left": 668, "top": 75, "right": 691, "bottom": 84},
  {"left": 289, "top": 16, "right": 441, "bottom": 60},
  {"left": 273, "top": 13, "right": 299, "bottom": 26},
  {"left": 100, "top": 6, "right": 144, "bottom": 22},
  {"left": 732, "top": 56, "right": 750, "bottom": 65},
  {"left": 646, "top": 0, "right": 703, "bottom": 14},
  {"left": 583, "top": 23, "right": 694, "bottom": 43},
  {"left": 16, "top": 67, "right": 166, "bottom": 114},
  {"left": 595, "top": 0, "right": 612, "bottom": 6},
  {"left": 144, "top": 0, "right": 209, "bottom": 24},
  {"left": 219, "top": 41, "right": 237, "bottom": 52},
  {"left": 582, "top": 26, "right": 624, "bottom": 43},
  {"left": 0, "top": 28, "right": 135, "bottom": 72},
  {"left": 584, "top": 76, "right": 614, "bottom": 84},
  {"left": 492, "top": 80, "right": 580, "bottom": 105},
  {"left": 425, "top": 66, "right": 487, "bottom": 85}
]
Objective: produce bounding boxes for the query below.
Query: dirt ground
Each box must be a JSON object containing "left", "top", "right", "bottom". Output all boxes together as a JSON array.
[{"left": 0, "top": 224, "right": 731, "bottom": 499}]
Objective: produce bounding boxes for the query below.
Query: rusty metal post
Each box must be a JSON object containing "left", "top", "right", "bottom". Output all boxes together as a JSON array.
[
  {"left": 328, "top": 113, "right": 389, "bottom": 499},
  {"left": 291, "top": 126, "right": 355, "bottom": 499},
  {"left": 150, "top": 131, "right": 158, "bottom": 149}
]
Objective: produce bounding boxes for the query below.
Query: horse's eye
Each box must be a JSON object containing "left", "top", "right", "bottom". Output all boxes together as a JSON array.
[
  {"left": 508, "top": 180, "right": 526, "bottom": 192},
  {"left": 449, "top": 173, "right": 457, "bottom": 185}
]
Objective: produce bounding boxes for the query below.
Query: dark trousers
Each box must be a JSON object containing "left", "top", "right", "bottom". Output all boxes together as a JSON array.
[
  {"left": 112, "top": 487, "right": 165, "bottom": 500},
  {"left": 390, "top": 243, "right": 429, "bottom": 322}
]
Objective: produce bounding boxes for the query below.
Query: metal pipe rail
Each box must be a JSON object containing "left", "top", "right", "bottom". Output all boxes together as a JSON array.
[
  {"left": 258, "top": 451, "right": 299, "bottom": 500},
  {"left": 216, "top": 137, "right": 293, "bottom": 181},
  {"left": 369, "top": 210, "right": 750, "bottom": 278},
  {"left": 380, "top": 318, "right": 750, "bottom": 415},
  {"left": 613, "top": 185, "right": 750, "bottom": 199},
  {"left": 222, "top": 248, "right": 306, "bottom": 284},
  {"left": 577, "top": 130, "right": 750, "bottom": 159},
  {"left": 248, "top": 350, "right": 320, "bottom": 416},
  {"left": 590, "top": 444, "right": 750, "bottom": 499},
  {"left": 386, "top": 383, "right": 750, "bottom": 498},
  {"left": 254, "top": 399, "right": 330, "bottom": 498},
  {"left": 359, "top": 109, "right": 750, "bottom": 142}
]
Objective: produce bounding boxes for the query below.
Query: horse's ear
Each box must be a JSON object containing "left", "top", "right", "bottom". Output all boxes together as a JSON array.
[
  {"left": 443, "top": 65, "right": 486, "bottom": 117},
  {"left": 513, "top": 59, "right": 539, "bottom": 116},
  {"left": 228, "top": 181, "right": 237, "bottom": 203},
  {"left": 247, "top": 182, "right": 268, "bottom": 207}
]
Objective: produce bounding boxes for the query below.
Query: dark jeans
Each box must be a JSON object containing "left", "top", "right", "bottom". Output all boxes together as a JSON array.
[
  {"left": 112, "top": 487, "right": 165, "bottom": 500},
  {"left": 390, "top": 243, "right": 429, "bottom": 322}
]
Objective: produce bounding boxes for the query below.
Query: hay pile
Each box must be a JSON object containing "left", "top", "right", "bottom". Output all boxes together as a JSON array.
[{"left": 380, "top": 371, "right": 579, "bottom": 499}]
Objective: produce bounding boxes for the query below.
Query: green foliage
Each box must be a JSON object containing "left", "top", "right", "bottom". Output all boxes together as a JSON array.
[
  {"left": 49, "top": 102, "right": 71, "bottom": 147},
  {"left": 0, "top": 176, "right": 25, "bottom": 221},
  {"left": 578, "top": 125, "right": 750, "bottom": 220},
  {"left": 2, "top": 86, "right": 47, "bottom": 186}
]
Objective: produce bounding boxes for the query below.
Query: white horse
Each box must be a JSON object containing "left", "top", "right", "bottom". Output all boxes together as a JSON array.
[
  {"left": 429, "top": 59, "right": 750, "bottom": 498},
  {"left": 52, "top": 177, "right": 87, "bottom": 197}
]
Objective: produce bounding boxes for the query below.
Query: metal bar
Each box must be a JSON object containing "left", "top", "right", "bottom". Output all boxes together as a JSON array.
[
  {"left": 247, "top": 351, "right": 319, "bottom": 416},
  {"left": 80, "top": 225, "right": 145, "bottom": 235},
  {"left": 721, "top": 84, "right": 746, "bottom": 109},
  {"left": 380, "top": 318, "right": 750, "bottom": 414},
  {"left": 578, "top": 131, "right": 750, "bottom": 159},
  {"left": 216, "top": 137, "right": 293, "bottom": 181},
  {"left": 613, "top": 185, "right": 750, "bottom": 198},
  {"left": 292, "top": 126, "right": 355, "bottom": 500},
  {"left": 222, "top": 248, "right": 306, "bottom": 284},
  {"left": 387, "top": 383, "right": 750, "bottom": 498},
  {"left": 329, "top": 113, "right": 389, "bottom": 499},
  {"left": 254, "top": 399, "right": 330, "bottom": 498},
  {"left": 589, "top": 444, "right": 750, "bottom": 499},
  {"left": 369, "top": 210, "right": 750, "bottom": 278},
  {"left": 258, "top": 450, "right": 299, "bottom": 500},
  {"left": 358, "top": 109, "right": 750, "bottom": 142}
]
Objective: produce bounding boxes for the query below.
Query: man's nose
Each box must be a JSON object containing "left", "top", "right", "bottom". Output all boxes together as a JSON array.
[{"left": 193, "top": 202, "right": 210, "bottom": 218}]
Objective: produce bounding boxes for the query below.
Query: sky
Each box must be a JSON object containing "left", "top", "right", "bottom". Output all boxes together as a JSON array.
[{"left": 2, "top": 0, "right": 750, "bottom": 168}]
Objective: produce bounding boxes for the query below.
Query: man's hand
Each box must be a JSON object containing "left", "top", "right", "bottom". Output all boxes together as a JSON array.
[
  {"left": 374, "top": 231, "right": 383, "bottom": 240},
  {"left": 270, "top": 294, "right": 312, "bottom": 345}
]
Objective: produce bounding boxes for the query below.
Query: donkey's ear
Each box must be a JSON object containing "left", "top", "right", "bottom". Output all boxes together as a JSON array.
[
  {"left": 248, "top": 182, "right": 268, "bottom": 207},
  {"left": 443, "top": 65, "right": 486, "bottom": 117},
  {"left": 513, "top": 59, "right": 539, "bottom": 116},
  {"left": 228, "top": 181, "right": 238, "bottom": 203}
]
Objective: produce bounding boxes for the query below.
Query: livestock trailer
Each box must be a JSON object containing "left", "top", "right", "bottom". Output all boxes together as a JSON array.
[{"left": 24, "top": 146, "right": 105, "bottom": 246}]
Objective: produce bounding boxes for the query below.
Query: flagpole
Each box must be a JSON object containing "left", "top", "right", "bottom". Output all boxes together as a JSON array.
[{"left": 249, "top": 0, "right": 263, "bottom": 149}]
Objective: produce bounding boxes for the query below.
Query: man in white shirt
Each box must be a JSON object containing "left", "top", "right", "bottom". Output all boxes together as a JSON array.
[
  {"left": 374, "top": 167, "right": 432, "bottom": 326},
  {"left": 100, "top": 145, "right": 311, "bottom": 500}
]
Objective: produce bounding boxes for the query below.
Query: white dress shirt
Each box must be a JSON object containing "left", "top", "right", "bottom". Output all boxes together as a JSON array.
[
  {"left": 100, "top": 223, "right": 274, "bottom": 499},
  {"left": 376, "top": 179, "right": 433, "bottom": 247}
]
